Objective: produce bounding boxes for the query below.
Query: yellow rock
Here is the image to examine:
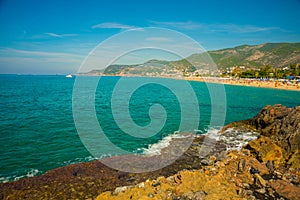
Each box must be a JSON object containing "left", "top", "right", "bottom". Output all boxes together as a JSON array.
[
  {"left": 95, "top": 168, "right": 242, "bottom": 200},
  {"left": 248, "top": 136, "right": 284, "bottom": 165},
  {"left": 254, "top": 174, "right": 267, "bottom": 188},
  {"left": 288, "top": 150, "right": 300, "bottom": 169}
]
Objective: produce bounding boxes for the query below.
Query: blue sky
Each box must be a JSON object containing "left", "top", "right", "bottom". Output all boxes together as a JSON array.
[{"left": 0, "top": 0, "right": 300, "bottom": 74}]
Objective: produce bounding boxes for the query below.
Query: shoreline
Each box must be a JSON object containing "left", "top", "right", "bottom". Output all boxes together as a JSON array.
[
  {"left": 1, "top": 105, "right": 299, "bottom": 199},
  {"left": 78, "top": 74, "right": 300, "bottom": 92},
  {"left": 184, "top": 76, "right": 300, "bottom": 92},
  {"left": 0, "top": 134, "right": 216, "bottom": 199},
  {"left": 6, "top": 74, "right": 299, "bottom": 92}
]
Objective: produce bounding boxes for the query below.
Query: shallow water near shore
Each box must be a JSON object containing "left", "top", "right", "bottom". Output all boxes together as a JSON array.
[{"left": 0, "top": 74, "right": 300, "bottom": 182}]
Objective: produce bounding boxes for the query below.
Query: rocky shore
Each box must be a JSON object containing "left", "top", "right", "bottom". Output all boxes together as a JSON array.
[
  {"left": 96, "top": 105, "right": 300, "bottom": 200},
  {"left": 1, "top": 105, "right": 299, "bottom": 199}
]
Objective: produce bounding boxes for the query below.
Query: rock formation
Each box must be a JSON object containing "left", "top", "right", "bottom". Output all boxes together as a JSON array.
[{"left": 96, "top": 105, "right": 300, "bottom": 200}]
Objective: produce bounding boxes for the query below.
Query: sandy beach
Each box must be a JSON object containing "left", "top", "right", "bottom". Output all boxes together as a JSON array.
[
  {"left": 84, "top": 74, "right": 300, "bottom": 91},
  {"left": 185, "top": 77, "right": 300, "bottom": 91},
  {"left": 95, "top": 75, "right": 300, "bottom": 91}
]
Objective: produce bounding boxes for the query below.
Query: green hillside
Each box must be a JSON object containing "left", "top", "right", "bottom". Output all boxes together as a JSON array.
[
  {"left": 87, "top": 43, "right": 300, "bottom": 76},
  {"left": 206, "top": 42, "right": 300, "bottom": 69}
]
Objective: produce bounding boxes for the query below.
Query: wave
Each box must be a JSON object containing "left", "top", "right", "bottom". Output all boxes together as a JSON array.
[
  {"left": 0, "top": 128, "right": 258, "bottom": 183},
  {"left": 139, "top": 128, "right": 214, "bottom": 156},
  {"left": 218, "top": 128, "right": 259, "bottom": 151},
  {"left": 0, "top": 168, "right": 41, "bottom": 183},
  {"left": 140, "top": 127, "right": 258, "bottom": 156},
  {"left": 139, "top": 132, "right": 191, "bottom": 156},
  {"left": 61, "top": 155, "right": 97, "bottom": 166},
  {"left": 0, "top": 156, "right": 99, "bottom": 183}
]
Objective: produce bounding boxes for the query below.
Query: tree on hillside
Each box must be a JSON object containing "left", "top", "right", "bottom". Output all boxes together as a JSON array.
[
  {"left": 241, "top": 69, "right": 256, "bottom": 78},
  {"left": 290, "top": 63, "right": 300, "bottom": 76},
  {"left": 232, "top": 67, "right": 242, "bottom": 77},
  {"left": 259, "top": 65, "right": 273, "bottom": 78}
]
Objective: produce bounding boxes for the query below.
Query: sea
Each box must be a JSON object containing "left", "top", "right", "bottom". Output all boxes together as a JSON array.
[{"left": 0, "top": 74, "right": 300, "bottom": 182}]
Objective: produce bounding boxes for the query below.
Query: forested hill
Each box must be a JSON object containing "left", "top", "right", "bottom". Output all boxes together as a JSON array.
[
  {"left": 86, "top": 43, "right": 300, "bottom": 76},
  {"left": 197, "top": 42, "right": 300, "bottom": 69}
]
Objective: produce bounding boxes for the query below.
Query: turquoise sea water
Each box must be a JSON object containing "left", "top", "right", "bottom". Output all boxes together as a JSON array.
[{"left": 0, "top": 74, "right": 300, "bottom": 182}]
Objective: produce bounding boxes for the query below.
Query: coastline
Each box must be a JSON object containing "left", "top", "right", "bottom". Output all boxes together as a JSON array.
[
  {"left": 79, "top": 74, "right": 300, "bottom": 92},
  {"left": 95, "top": 105, "right": 300, "bottom": 200},
  {"left": 184, "top": 76, "right": 300, "bottom": 92},
  {"left": 1, "top": 105, "right": 299, "bottom": 199}
]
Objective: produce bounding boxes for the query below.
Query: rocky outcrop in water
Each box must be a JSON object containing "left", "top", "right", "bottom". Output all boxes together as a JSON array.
[
  {"left": 96, "top": 105, "right": 300, "bottom": 200},
  {"left": 225, "top": 104, "right": 300, "bottom": 168},
  {"left": 249, "top": 105, "right": 300, "bottom": 168}
]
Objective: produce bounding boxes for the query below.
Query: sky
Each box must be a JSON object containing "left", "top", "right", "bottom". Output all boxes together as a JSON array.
[{"left": 0, "top": 0, "right": 300, "bottom": 74}]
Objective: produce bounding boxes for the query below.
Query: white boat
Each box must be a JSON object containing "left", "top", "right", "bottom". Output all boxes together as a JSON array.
[{"left": 66, "top": 74, "right": 72, "bottom": 78}]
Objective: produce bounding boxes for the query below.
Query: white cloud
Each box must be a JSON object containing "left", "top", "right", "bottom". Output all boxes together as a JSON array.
[
  {"left": 210, "top": 24, "right": 280, "bottom": 33},
  {"left": 150, "top": 21, "right": 203, "bottom": 30},
  {"left": 0, "top": 48, "right": 85, "bottom": 67},
  {"left": 92, "top": 22, "right": 136, "bottom": 29},
  {"left": 0, "top": 48, "right": 83, "bottom": 58},
  {"left": 145, "top": 37, "right": 173, "bottom": 42},
  {"left": 150, "top": 21, "right": 281, "bottom": 33},
  {"left": 44, "top": 32, "right": 78, "bottom": 38},
  {"left": 0, "top": 48, "right": 85, "bottom": 74}
]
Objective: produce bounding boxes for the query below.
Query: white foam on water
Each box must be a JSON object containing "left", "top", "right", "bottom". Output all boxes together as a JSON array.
[
  {"left": 0, "top": 168, "right": 41, "bottom": 183},
  {"left": 0, "top": 156, "right": 103, "bottom": 183},
  {"left": 202, "top": 127, "right": 221, "bottom": 139},
  {"left": 219, "top": 128, "right": 259, "bottom": 151},
  {"left": 0, "top": 128, "right": 258, "bottom": 183},
  {"left": 61, "top": 155, "right": 97, "bottom": 165},
  {"left": 198, "top": 127, "right": 258, "bottom": 151},
  {"left": 0, "top": 177, "right": 10, "bottom": 183},
  {"left": 23, "top": 168, "right": 40, "bottom": 178},
  {"left": 61, "top": 154, "right": 123, "bottom": 166},
  {"left": 139, "top": 126, "right": 256, "bottom": 157},
  {"left": 141, "top": 132, "right": 190, "bottom": 156}
]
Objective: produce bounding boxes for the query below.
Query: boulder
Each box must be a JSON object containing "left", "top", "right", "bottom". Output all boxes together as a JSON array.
[{"left": 249, "top": 105, "right": 300, "bottom": 164}]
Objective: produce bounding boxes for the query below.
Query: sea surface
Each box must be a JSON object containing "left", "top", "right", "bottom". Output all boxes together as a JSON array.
[{"left": 0, "top": 74, "right": 300, "bottom": 182}]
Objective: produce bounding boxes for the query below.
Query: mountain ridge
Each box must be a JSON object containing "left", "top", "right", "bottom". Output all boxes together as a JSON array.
[
  {"left": 86, "top": 42, "right": 300, "bottom": 76},
  {"left": 206, "top": 42, "right": 300, "bottom": 69}
]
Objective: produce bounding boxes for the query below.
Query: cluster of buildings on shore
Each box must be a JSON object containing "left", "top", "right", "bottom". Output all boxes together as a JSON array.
[
  {"left": 189, "top": 64, "right": 300, "bottom": 80},
  {"left": 84, "top": 63, "right": 300, "bottom": 81}
]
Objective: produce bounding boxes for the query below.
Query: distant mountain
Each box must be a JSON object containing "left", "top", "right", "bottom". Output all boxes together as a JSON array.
[
  {"left": 102, "top": 59, "right": 176, "bottom": 76},
  {"left": 86, "top": 43, "right": 300, "bottom": 76},
  {"left": 203, "top": 42, "right": 300, "bottom": 69}
]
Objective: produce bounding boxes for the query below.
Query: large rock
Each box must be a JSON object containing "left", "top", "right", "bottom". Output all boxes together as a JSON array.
[
  {"left": 249, "top": 105, "right": 300, "bottom": 164},
  {"left": 225, "top": 104, "right": 300, "bottom": 168},
  {"left": 246, "top": 136, "right": 284, "bottom": 166},
  {"left": 96, "top": 105, "right": 300, "bottom": 200}
]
